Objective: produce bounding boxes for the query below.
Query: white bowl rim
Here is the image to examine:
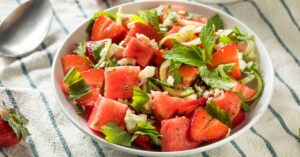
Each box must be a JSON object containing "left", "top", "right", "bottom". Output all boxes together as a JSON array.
[{"left": 51, "top": 0, "right": 274, "bottom": 156}]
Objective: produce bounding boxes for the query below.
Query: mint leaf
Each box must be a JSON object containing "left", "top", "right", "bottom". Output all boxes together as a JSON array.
[
  {"left": 209, "top": 14, "right": 224, "bottom": 31},
  {"left": 130, "top": 86, "right": 151, "bottom": 114},
  {"left": 75, "top": 104, "right": 84, "bottom": 116},
  {"left": 74, "top": 40, "right": 86, "bottom": 56},
  {"left": 168, "top": 60, "right": 183, "bottom": 85},
  {"left": 198, "top": 64, "right": 237, "bottom": 90},
  {"left": 206, "top": 101, "right": 232, "bottom": 128},
  {"left": 138, "top": 9, "right": 160, "bottom": 28},
  {"left": 219, "top": 35, "right": 233, "bottom": 44},
  {"left": 86, "top": 11, "right": 117, "bottom": 34},
  {"left": 92, "top": 43, "right": 104, "bottom": 62},
  {"left": 163, "top": 41, "right": 204, "bottom": 67},
  {"left": 134, "top": 121, "right": 161, "bottom": 145},
  {"left": 200, "top": 20, "right": 215, "bottom": 63},
  {"left": 230, "top": 27, "right": 254, "bottom": 41},
  {"left": 64, "top": 67, "right": 91, "bottom": 100},
  {"left": 235, "top": 92, "right": 251, "bottom": 112},
  {"left": 101, "top": 122, "right": 133, "bottom": 147}
]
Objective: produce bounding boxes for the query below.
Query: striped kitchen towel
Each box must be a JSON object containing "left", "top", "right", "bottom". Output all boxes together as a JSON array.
[{"left": 0, "top": 0, "right": 299, "bottom": 157}]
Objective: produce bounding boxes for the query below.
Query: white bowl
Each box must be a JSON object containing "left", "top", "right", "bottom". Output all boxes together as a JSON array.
[{"left": 51, "top": 0, "right": 274, "bottom": 156}]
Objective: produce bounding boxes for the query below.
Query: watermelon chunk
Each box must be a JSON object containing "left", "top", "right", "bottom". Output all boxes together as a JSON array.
[
  {"left": 210, "top": 44, "right": 241, "bottom": 80},
  {"left": 152, "top": 91, "right": 186, "bottom": 120},
  {"left": 62, "top": 55, "right": 91, "bottom": 74},
  {"left": 178, "top": 66, "right": 198, "bottom": 88},
  {"left": 104, "top": 66, "right": 140, "bottom": 99},
  {"left": 88, "top": 97, "right": 128, "bottom": 132},
  {"left": 212, "top": 91, "right": 242, "bottom": 119},
  {"left": 123, "top": 38, "right": 155, "bottom": 67},
  {"left": 81, "top": 69, "right": 105, "bottom": 89},
  {"left": 76, "top": 87, "right": 101, "bottom": 106},
  {"left": 232, "top": 84, "right": 256, "bottom": 100},
  {"left": 160, "top": 117, "right": 200, "bottom": 151}
]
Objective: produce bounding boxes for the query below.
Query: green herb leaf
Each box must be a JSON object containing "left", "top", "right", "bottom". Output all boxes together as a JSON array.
[
  {"left": 230, "top": 27, "right": 254, "bottom": 41},
  {"left": 75, "top": 104, "right": 84, "bottom": 116},
  {"left": 133, "top": 121, "right": 161, "bottom": 145},
  {"left": 138, "top": 9, "right": 160, "bottom": 28},
  {"left": 74, "top": 40, "right": 86, "bottom": 56},
  {"left": 163, "top": 41, "right": 204, "bottom": 67},
  {"left": 92, "top": 43, "right": 105, "bottom": 62},
  {"left": 209, "top": 14, "right": 224, "bottom": 31},
  {"left": 101, "top": 122, "right": 133, "bottom": 147},
  {"left": 155, "top": 5, "right": 163, "bottom": 16},
  {"left": 168, "top": 60, "right": 183, "bottom": 85},
  {"left": 235, "top": 92, "right": 251, "bottom": 112},
  {"left": 198, "top": 64, "right": 237, "bottom": 90},
  {"left": 64, "top": 67, "right": 91, "bottom": 100},
  {"left": 86, "top": 11, "right": 117, "bottom": 34},
  {"left": 130, "top": 86, "right": 151, "bottom": 114},
  {"left": 200, "top": 20, "right": 215, "bottom": 63},
  {"left": 206, "top": 101, "right": 232, "bottom": 128},
  {"left": 219, "top": 35, "right": 233, "bottom": 44}
]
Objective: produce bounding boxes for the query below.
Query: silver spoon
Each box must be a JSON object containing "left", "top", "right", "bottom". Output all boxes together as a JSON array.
[{"left": 0, "top": 0, "right": 53, "bottom": 57}]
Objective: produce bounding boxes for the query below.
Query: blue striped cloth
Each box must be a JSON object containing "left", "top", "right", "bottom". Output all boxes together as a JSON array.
[{"left": 0, "top": 0, "right": 299, "bottom": 157}]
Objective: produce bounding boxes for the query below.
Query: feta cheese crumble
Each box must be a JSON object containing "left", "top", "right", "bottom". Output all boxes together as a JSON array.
[{"left": 124, "top": 110, "right": 147, "bottom": 133}]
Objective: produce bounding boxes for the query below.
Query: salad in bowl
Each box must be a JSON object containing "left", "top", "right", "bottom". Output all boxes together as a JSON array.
[{"left": 59, "top": 4, "right": 264, "bottom": 152}]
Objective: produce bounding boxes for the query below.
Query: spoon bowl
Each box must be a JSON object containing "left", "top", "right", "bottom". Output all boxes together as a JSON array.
[{"left": 0, "top": 0, "right": 53, "bottom": 57}]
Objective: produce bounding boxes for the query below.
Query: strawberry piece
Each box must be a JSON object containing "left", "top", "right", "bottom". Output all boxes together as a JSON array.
[
  {"left": 160, "top": 117, "right": 200, "bottom": 151},
  {"left": 62, "top": 55, "right": 91, "bottom": 74},
  {"left": 177, "top": 98, "right": 206, "bottom": 116},
  {"left": 212, "top": 91, "right": 242, "bottom": 119},
  {"left": 91, "top": 15, "right": 127, "bottom": 42},
  {"left": 0, "top": 103, "right": 30, "bottom": 147},
  {"left": 133, "top": 135, "right": 152, "bottom": 150},
  {"left": 190, "top": 108, "right": 229, "bottom": 142},
  {"left": 85, "top": 41, "right": 96, "bottom": 63},
  {"left": 232, "top": 111, "right": 245, "bottom": 128},
  {"left": 87, "top": 97, "right": 128, "bottom": 132},
  {"left": 152, "top": 91, "right": 186, "bottom": 120},
  {"left": 124, "top": 23, "right": 163, "bottom": 43}
]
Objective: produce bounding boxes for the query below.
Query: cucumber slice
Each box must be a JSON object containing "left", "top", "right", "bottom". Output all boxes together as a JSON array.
[
  {"left": 147, "top": 80, "right": 161, "bottom": 93},
  {"left": 246, "top": 69, "right": 264, "bottom": 103},
  {"left": 240, "top": 73, "right": 255, "bottom": 85},
  {"left": 148, "top": 78, "right": 186, "bottom": 90},
  {"left": 165, "top": 87, "right": 195, "bottom": 98}
]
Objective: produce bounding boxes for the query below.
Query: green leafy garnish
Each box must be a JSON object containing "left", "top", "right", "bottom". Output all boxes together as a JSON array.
[
  {"left": 163, "top": 41, "right": 204, "bottom": 67},
  {"left": 133, "top": 121, "right": 161, "bottom": 145},
  {"left": 236, "top": 92, "right": 251, "bottom": 112},
  {"left": 86, "top": 11, "right": 117, "bottom": 34},
  {"left": 229, "top": 27, "right": 254, "bottom": 41},
  {"left": 63, "top": 67, "right": 91, "bottom": 100},
  {"left": 73, "top": 40, "right": 93, "bottom": 65},
  {"left": 130, "top": 86, "right": 151, "bottom": 114},
  {"left": 219, "top": 35, "right": 233, "bottom": 44},
  {"left": 75, "top": 104, "right": 84, "bottom": 116},
  {"left": 200, "top": 20, "right": 215, "bottom": 63},
  {"left": 206, "top": 101, "right": 232, "bottom": 128},
  {"left": 101, "top": 123, "right": 133, "bottom": 147},
  {"left": 0, "top": 102, "right": 31, "bottom": 140},
  {"left": 91, "top": 43, "right": 104, "bottom": 62},
  {"left": 198, "top": 64, "right": 237, "bottom": 90},
  {"left": 209, "top": 14, "right": 224, "bottom": 31},
  {"left": 168, "top": 60, "right": 183, "bottom": 85},
  {"left": 138, "top": 8, "right": 160, "bottom": 28}
]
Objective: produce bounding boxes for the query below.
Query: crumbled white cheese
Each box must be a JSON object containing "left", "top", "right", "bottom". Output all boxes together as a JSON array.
[
  {"left": 203, "top": 89, "right": 224, "bottom": 99},
  {"left": 136, "top": 33, "right": 159, "bottom": 50},
  {"left": 213, "top": 89, "right": 224, "bottom": 97},
  {"left": 139, "top": 66, "right": 156, "bottom": 83},
  {"left": 108, "top": 44, "right": 124, "bottom": 59},
  {"left": 216, "top": 29, "right": 233, "bottom": 37},
  {"left": 238, "top": 52, "right": 247, "bottom": 71},
  {"left": 124, "top": 110, "right": 147, "bottom": 133},
  {"left": 246, "top": 61, "right": 254, "bottom": 68},
  {"left": 117, "top": 58, "right": 136, "bottom": 65},
  {"left": 184, "top": 94, "right": 198, "bottom": 100},
  {"left": 166, "top": 76, "right": 175, "bottom": 86}
]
